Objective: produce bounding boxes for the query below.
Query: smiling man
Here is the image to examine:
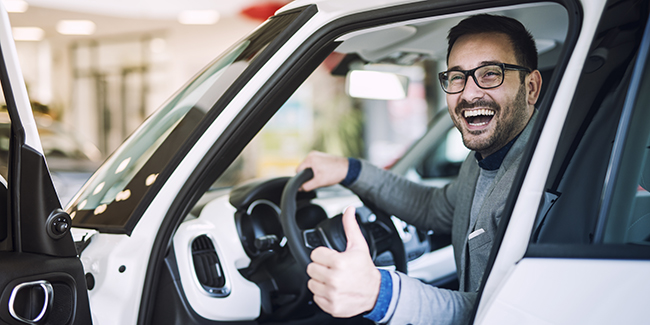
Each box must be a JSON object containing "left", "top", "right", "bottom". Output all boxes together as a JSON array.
[{"left": 297, "top": 14, "right": 542, "bottom": 325}]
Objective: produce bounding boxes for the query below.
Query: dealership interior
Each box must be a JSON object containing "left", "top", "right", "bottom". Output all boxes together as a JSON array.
[{"left": 1, "top": 0, "right": 456, "bottom": 204}]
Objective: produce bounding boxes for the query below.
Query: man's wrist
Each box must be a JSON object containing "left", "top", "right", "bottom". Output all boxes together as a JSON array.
[
  {"left": 363, "top": 269, "right": 392, "bottom": 322},
  {"left": 340, "top": 158, "right": 361, "bottom": 187}
]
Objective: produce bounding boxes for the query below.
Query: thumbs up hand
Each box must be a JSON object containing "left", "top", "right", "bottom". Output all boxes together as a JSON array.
[{"left": 306, "top": 206, "right": 382, "bottom": 317}]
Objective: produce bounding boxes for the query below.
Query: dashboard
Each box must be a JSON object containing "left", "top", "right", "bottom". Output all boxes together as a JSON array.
[{"left": 170, "top": 176, "right": 455, "bottom": 322}]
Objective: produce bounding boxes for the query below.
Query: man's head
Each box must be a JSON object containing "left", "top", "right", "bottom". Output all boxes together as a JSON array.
[
  {"left": 447, "top": 14, "right": 538, "bottom": 73},
  {"left": 442, "top": 14, "right": 542, "bottom": 158}
]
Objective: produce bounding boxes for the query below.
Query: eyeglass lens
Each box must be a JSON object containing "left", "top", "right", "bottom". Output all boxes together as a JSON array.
[{"left": 442, "top": 65, "right": 504, "bottom": 93}]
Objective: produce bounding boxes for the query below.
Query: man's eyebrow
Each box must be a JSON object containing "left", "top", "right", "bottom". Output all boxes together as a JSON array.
[
  {"left": 447, "top": 61, "right": 503, "bottom": 71},
  {"left": 480, "top": 60, "right": 502, "bottom": 66}
]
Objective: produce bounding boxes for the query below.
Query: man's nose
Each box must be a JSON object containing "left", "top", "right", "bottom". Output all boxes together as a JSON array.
[{"left": 460, "top": 76, "right": 485, "bottom": 101}]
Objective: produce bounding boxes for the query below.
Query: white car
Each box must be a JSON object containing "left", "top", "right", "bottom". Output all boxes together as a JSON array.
[{"left": 1, "top": 0, "right": 648, "bottom": 324}]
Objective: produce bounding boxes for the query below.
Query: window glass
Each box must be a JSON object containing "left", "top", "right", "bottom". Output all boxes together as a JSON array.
[
  {"left": 415, "top": 128, "right": 469, "bottom": 180},
  {"left": 212, "top": 61, "right": 439, "bottom": 189},
  {"left": 69, "top": 11, "right": 305, "bottom": 230},
  {"left": 601, "top": 59, "right": 650, "bottom": 245},
  {"left": 530, "top": 1, "right": 649, "bottom": 249}
]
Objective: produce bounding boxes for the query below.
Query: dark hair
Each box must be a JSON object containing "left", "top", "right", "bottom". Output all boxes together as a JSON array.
[{"left": 447, "top": 14, "right": 538, "bottom": 72}]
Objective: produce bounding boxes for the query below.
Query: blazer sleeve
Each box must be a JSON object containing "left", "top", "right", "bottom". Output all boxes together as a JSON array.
[
  {"left": 347, "top": 159, "right": 467, "bottom": 234},
  {"left": 378, "top": 271, "right": 476, "bottom": 325}
]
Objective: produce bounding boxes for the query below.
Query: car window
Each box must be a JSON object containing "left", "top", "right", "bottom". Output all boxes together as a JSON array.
[
  {"left": 414, "top": 127, "right": 469, "bottom": 180},
  {"left": 210, "top": 60, "right": 437, "bottom": 189},
  {"left": 529, "top": 3, "right": 650, "bottom": 254},
  {"left": 69, "top": 10, "right": 308, "bottom": 233},
  {"left": 600, "top": 53, "right": 650, "bottom": 245}
]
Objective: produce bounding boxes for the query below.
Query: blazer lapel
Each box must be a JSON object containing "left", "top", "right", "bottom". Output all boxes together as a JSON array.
[{"left": 455, "top": 159, "right": 479, "bottom": 291}]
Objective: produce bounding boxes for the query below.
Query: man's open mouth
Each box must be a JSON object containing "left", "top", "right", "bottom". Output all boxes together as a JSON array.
[{"left": 463, "top": 109, "right": 495, "bottom": 127}]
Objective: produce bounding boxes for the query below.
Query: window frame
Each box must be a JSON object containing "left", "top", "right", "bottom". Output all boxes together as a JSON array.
[
  {"left": 595, "top": 18, "right": 650, "bottom": 245},
  {"left": 525, "top": 1, "right": 650, "bottom": 259}
]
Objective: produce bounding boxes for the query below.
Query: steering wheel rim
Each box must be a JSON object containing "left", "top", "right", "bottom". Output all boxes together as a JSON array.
[
  {"left": 279, "top": 168, "right": 408, "bottom": 274},
  {"left": 279, "top": 168, "right": 315, "bottom": 270}
]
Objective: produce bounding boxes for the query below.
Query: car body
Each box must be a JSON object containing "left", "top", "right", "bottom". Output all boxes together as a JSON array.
[{"left": 0, "top": 0, "right": 649, "bottom": 324}]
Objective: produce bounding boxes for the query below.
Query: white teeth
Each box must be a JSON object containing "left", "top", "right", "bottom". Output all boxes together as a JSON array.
[{"left": 463, "top": 109, "right": 495, "bottom": 118}]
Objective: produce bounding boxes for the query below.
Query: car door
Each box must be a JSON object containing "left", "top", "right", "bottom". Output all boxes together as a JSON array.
[
  {"left": 474, "top": 0, "right": 650, "bottom": 323},
  {"left": 0, "top": 3, "right": 92, "bottom": 325}
]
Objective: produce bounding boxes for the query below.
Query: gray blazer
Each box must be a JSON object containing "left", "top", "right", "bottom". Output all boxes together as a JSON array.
[{"left": 348, "top": 115, "right": 536, "bottom": 324}]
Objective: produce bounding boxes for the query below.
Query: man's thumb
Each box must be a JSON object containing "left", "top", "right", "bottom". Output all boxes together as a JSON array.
[{"left": 342, "top": 206, "right": 368, "bottom": 252}]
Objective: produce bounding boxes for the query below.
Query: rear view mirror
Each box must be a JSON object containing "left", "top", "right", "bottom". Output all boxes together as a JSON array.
[{"left": 346, "top": 70, "right": 409, "bottom": 100}]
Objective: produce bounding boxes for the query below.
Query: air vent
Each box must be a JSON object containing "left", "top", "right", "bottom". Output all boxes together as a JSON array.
[{"left": 191, "top": 235, "right": 230, "bottom": 297}]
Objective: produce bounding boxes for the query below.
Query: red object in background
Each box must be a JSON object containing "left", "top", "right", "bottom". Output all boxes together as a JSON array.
[
  {"left": 241, "top": 2, "right": 288, "bottom": 21},
  {"left": 323, "top": 52, "right": 345, "bottom": 71}
]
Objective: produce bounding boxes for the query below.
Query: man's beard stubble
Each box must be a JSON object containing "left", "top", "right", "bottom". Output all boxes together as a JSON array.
[{"left": 456, "top": 84, "right": 528, "bottom": 155}]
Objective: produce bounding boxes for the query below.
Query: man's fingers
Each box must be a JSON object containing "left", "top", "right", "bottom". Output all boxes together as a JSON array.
[
  {"left": 296, "top": 161, "right": 310, "bottom": 173},
  {"left": 295, "top": 151, "right": 349, "bottom": 191},
  {"left": 306, "top": 261, "right": 332, "bottom": 282},
  {"left": 310, "top": 246, "right": 339, "bottom": 265},
  {"left": 296, "top": 151, "right": 315, "bottom": 173},
  {"left": 300, "top": 179, "right": 318, "bottom": 192},
  {"left": 307, "top": 278, "right": 328, "bottom": 296},
  {"left": 305, "top": 208, "right": 381, "bottom": 319},
  {"left": 342, "top": 206, "right": 368, "bottom": 252},
  {"left": 312, "top": 294, "right": 333, "bottom": 313}
]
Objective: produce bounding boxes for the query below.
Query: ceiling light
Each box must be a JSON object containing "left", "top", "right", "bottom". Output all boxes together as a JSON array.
[
  {"left": 178, "top": 10, "right": 220, "bottom": 25},
  {"left": 3, "top": 0, "right": 28, "bottom": 13},
  {"left": 93, "top": 182, "right": 105, "bottom": 195},
  {"left": 115, "top": 157, "right": 131, "bottom": 174},
  {"left": 56, "top": 20, "right": 96, "bottom": 35},
  {"left": 145, "top": 173, "right": 158, "bottom": 186},
  {"left": 93, "top": 204, "right": 107, "bottom": 216},
  {"left": 12, "top": 27, "right": 44, "bottom": 41}
]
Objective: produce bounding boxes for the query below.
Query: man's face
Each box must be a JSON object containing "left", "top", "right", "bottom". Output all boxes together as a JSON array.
[{"left": 446, "top": 32, "right": 535, "bottom": 158}]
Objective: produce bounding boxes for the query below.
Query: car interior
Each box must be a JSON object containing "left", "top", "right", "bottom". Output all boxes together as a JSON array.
[{"left": 143, "top": 2, "right": 574, "bottom": 324}]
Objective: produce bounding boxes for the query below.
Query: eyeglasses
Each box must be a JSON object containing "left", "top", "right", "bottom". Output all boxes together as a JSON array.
[{"left": 438, "top": 63, "right": 531, "bottom": 94}]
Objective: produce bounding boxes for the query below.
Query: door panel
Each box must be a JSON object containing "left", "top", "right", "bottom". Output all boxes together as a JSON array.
[
  {"left": 0, "top": 253, "right": 92, "bottom": 325},
  {"left": 478, "top": 258, "right": 650, "bottom": 325},
  {"left": 0, "top": 2, "right": 92, "bottom": 324}
]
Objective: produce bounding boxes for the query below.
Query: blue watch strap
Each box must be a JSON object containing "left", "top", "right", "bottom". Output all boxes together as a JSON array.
[{"left": 340, "top": 157, "right": 361, "bottom": 187}]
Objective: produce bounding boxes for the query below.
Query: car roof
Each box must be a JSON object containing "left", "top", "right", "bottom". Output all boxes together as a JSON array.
[{"left": 282, "top": 1, "right": 568, "bottom": 70}]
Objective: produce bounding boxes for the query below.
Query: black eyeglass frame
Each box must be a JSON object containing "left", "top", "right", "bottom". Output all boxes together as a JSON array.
[{"left": 438, "top": 63, "right": 532, "bottom": 94}]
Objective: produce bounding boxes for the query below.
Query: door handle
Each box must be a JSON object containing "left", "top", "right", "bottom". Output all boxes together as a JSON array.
[{"left": 8, "top": 280, "right": 54, "bottom": 324}]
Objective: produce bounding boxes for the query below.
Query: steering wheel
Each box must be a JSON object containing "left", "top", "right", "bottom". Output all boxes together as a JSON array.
[{"left": 279, "top": 168, "right": 407, "bottom": 273}]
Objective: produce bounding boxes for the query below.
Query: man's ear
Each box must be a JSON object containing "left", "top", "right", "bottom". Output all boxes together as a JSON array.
[{"left": 526, "top": 70, "right": 543, "bottom": 106}]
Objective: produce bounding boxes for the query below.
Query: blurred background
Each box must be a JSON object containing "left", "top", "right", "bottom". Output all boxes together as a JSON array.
[{"left": 1, "top": 0, "right": 453, "bottom": 203}]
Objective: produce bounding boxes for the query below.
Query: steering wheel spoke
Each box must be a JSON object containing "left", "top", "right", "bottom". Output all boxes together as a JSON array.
[{"left": 303, "top": 228, "right": 332, "bottom": 250}]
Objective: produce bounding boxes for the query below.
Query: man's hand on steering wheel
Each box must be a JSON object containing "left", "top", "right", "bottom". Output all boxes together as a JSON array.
[
  {"left": 296, "top": 151, "right": 349, "bottom": 192},
  {"left": 282, "top": 156, "right": 407, "bottom": 318},
  {"left": 306, "top": 206, "right": 381, "bottom": 317}
]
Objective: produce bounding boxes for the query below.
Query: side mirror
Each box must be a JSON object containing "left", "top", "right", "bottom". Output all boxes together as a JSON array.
[{"left": 346, "top": 70, "right": 409, "bottom": 100}]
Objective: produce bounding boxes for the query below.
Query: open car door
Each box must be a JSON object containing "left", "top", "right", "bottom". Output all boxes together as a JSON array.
[{"left": 0, "top": 3, "right": 92, "bottom": 325}]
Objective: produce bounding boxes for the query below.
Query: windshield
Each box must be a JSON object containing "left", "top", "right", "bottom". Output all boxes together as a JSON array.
[{"left": 70, "top": 10, "right": 306, "bottom": 233}]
